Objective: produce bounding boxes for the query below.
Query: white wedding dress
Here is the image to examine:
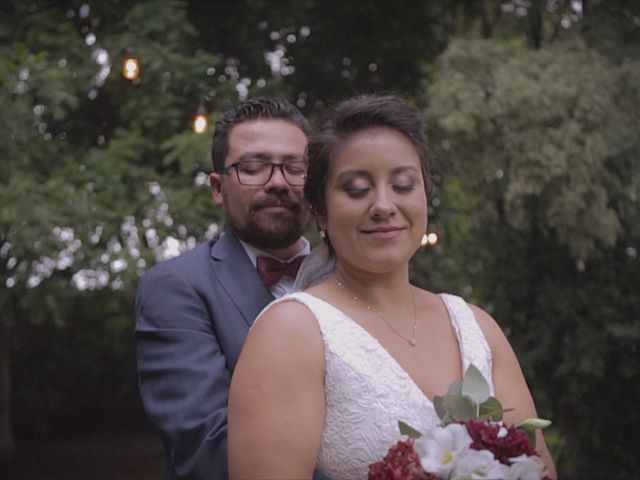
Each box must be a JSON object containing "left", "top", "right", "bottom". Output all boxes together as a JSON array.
[{"left": 263, "top": 291, "right": 494, "bottom": 480}]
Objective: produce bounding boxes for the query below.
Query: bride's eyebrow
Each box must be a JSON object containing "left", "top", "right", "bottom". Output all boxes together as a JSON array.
[
  {"left": 334, "top": 170, "right": 373, "bottom": 183},
  {"left": 391, "top": 166, "right": 420, "bottom": 175},
  {"left": 333, "top": 166, "right": 419, "bottom": 184}
]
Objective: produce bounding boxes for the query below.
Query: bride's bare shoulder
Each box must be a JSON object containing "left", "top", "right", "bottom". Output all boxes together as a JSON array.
[{"left": 251, "top": 295, "right": 322, "bottom": 341}]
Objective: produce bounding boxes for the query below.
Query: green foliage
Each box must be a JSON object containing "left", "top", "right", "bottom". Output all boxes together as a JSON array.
[
  {"left": 187, "top": 0, "right": 475, "bottom": 111},
  {"left": 0, "top": 0, "right": 248, "bottom": 443},
  {"left": 0, "top": 1, "right": 239, "bottom": 317},
  {"left": 417, "top": 31, "right": 640, "bottom": 478},
  {"left": 427, "top": 37, "right": 634, "bottom": 259},
  {"left": 434, "top": 365, "right": 510, "bottom": 424},
  {"left": 3, "top": 2, "right": 639, "bottom": 478},
  {"left": 404, "top": 365, "right": 549, "bottom": 448}
]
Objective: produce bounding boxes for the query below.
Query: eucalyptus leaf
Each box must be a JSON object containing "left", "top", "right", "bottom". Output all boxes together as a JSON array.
[
  {"left": 461, "top": 364, "right": 491, "bottom": 405},
  {"left": 398, "top": 421, "right": 423, "bottom": 439},
  {"left": 433, "top": 395, "right": 457, "bottom": 424},
  {"left": 447, "top": 378, "right": 463, "bottom": 396},
  {"left": 441, "top": 394, "right": 476, "bottom": 420},
  {"left": 433, "top": 395, "right": 446, "bottom": 420},
  {"left": 478, "top": 396, "right": 504, "bottom": 421}
]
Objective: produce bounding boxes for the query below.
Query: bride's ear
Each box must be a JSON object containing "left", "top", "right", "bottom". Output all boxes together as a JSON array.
[{"left": 316, "top": 217, "right": 327, "bottom": 234}]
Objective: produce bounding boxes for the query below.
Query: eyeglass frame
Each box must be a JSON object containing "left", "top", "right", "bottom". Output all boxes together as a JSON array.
[{"left": 217, "top": 158, "right": 308, "bottom": 186}]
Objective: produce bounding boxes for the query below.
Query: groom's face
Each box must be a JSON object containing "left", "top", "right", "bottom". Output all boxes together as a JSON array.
[{"left": 210, "top": 119, "right": 310, "bottom": 255}]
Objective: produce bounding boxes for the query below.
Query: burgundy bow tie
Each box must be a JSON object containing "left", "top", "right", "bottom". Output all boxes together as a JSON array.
[{"left": 256, "top": 255, "right": 305, "bottom": 287}]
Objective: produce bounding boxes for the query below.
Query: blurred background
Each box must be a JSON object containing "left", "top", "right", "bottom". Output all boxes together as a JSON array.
[{"left": 1, "top": 0, "right": 639, "bottom": 478}]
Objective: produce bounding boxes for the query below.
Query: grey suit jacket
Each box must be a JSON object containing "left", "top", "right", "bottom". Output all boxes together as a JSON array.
[{"left": 135, "top": 233, "right": 274, "bottom": 479}]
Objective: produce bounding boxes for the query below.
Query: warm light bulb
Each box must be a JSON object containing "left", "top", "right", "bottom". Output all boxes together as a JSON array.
[
  {"left": 122, "top": 56, "right": 140, "bottom": 80},
  {"left": 192, "top": 113, "right": 208, "bottom": 133}
]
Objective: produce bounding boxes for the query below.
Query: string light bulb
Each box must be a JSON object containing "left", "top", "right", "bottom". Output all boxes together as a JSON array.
[
  {"left": 121, "top": 48, "right": 140, "bottom": 80},
  {"left": 192, "top": 106, "right": 208, "bottom": 134}
]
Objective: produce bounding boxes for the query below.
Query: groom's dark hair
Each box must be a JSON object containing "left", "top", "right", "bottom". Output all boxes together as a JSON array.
[
  {"left": 305, "top": 94, "right": 434, "bottom": 222},
  {"left": 211, "top": 96, "right": 310, "bottom": 171}
]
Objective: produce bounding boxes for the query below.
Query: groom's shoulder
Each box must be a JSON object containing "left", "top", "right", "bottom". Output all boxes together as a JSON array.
[{"left": 140, "top": 240, "right": 215, "bottom": 282}]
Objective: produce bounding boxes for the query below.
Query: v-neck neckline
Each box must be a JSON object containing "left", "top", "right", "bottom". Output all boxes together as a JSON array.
[{"left": 296, "top": 291, "right": 466, "bottom": 408}]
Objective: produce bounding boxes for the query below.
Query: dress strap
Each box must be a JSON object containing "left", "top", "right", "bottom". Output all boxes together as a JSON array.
[{"left": 439, "top": 293, "right": 494, "bottom": 394}]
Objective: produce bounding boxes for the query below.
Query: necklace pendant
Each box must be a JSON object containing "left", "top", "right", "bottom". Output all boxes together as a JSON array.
[{"left": 409, "top": 338, "right": 416, "bottom": 347}]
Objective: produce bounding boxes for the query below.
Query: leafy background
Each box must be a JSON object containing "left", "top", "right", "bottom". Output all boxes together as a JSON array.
[{"left": 2, "top": 0, "right": 639, "bottom": 478}]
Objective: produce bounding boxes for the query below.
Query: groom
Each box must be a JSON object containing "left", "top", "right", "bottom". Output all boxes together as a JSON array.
[{"left": 135, "top": 97, "right": 316, "bottom": 479}]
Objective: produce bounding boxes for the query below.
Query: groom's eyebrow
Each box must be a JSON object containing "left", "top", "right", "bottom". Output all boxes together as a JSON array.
[{"left": 237, "top": 152, "right": 305, "bottom": 162}]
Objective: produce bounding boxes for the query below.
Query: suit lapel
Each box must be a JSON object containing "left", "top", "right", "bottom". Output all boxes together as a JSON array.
[{"left": 210, "top": 233, "right": 274, "bottom": 326}]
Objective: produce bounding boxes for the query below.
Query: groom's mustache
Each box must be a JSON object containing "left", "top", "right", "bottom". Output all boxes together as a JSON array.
[{"left": 251, "top": 194, "right": 300, "bottom": 212}]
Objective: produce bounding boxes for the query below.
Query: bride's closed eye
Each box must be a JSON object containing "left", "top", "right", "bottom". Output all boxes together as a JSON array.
[
  {"left": 389, "top": 171, "right": 418, "bottom": 193},
  {"left": 390, "top": 182, "right": 416, "bottom": 192},
  {"left": 344, "top": 187, "right": 371, "bottom": 198},
  {"left": 343, "top": 179, "right": 372, "bottom": 198}
]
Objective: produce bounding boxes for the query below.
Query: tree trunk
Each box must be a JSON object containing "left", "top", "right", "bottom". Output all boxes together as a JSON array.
[
  {"left": 0, "top": 321, "right": 14, "bottom": 455},
  {"left": 479, "top": 0, "right": 498, "bottom": 39},
  {"left": 529, "top": 0, "right": 544, "bottom": 49}
]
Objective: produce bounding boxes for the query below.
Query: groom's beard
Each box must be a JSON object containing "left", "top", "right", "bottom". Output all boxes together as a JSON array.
[{"left": 226, "top": 193, "right": 310, "bottom": 250}]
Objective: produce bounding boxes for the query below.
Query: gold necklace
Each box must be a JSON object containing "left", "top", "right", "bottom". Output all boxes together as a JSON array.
[{"left": 335, "top": 274, "right": 418, "bottom": 347}]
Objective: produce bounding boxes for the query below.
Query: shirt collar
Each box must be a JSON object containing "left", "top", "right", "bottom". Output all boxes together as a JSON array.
[{"left": 239, "top": 237, "right": 310, "bottom": 268}]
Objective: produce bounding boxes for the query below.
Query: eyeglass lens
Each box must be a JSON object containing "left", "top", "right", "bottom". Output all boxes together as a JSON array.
[{"left": 236, "top": 160, "right": 306, "bottom": 186}]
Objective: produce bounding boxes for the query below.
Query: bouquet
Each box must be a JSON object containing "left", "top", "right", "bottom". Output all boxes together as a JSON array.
[{"left": 368, "top": 365, "right": 552, "bottom": 480}]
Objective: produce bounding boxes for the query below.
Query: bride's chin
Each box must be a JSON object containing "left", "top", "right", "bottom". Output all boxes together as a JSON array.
[{"left": 348, "top": 256, "right": 410, "bottom": 275}]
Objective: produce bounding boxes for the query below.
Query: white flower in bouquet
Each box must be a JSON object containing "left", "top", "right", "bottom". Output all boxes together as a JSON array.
[
  {"left": 369, "top": 365, "right": 553, "bottom": 480},
  {"left": 415, "top": 423, "right": 472, "bottom": 477},
  {"left": 505, "top": 454, "right": 547, "bottom": 479},
  {"left": 451, "top": 449, "right": 509, "bottom": 479}
]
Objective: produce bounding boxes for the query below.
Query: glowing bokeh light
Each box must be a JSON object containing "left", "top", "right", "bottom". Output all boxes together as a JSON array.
[
  {"left": 122, "top": 56, "right": 140, "bottom": 80},
  {"left": 192, "top": 113, "right": 208, "bottom": 133}
]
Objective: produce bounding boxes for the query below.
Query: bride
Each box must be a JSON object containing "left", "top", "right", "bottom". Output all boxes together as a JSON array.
[{"left": 228, "top": 95, "right": 556, "bottom": 480}]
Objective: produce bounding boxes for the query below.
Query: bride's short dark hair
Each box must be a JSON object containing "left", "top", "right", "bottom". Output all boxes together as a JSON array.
[{"left": 304, "top": 94, "right": 434, "bottom": 222}]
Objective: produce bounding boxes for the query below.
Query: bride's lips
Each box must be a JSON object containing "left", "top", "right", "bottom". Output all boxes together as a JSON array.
[{"left": 361, "top": 226, "right": 406, "bottom": 239}]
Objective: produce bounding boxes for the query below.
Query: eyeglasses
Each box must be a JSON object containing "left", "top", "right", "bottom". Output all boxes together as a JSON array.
[{"left": 218, "top": 159, "right": 307, "bottom": 186}]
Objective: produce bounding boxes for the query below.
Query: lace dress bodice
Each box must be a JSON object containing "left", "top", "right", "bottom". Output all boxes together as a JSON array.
[{"left": 264, "top": 291, "right": 494, "bottom": 480}]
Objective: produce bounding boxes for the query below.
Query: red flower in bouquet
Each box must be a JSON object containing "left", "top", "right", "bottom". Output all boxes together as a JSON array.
[
  {"left": 368, "top": 365, "right": 552, "bottom": 480},
  {"left": 462, "top": 419, "right": 536, "bottom": 465},
  {"left": 368, "top": 439, "right": 436, "bottom": 480}
]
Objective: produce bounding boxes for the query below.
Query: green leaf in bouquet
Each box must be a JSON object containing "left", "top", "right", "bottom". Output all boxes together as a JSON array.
[
  {"left": 440, "top": 394, "right": 477, "bottom": 421},
  {"left": 516, "top": 418, "right": 551, "bottom": 449},
  {"left": 447, "top": 378, "right": 463, "bottom": 396},
  {"left": 517, "top": 418, "right": 552, "bottom": 430},
  {"left": 478, "top": 396, "right": 507, "bottom": 421},
  {"left": 461, "top": 364, "right": 491, "bottom": 405},
  {"left": 398, "top": 421, "right": 423, "bottom": 439},
  {"left": 521, "top": 427, "right": 536, "bottom": 447},
  {"left": 433, "top": 395, "right": 449, "bottom": 422},
  {"left": 435, "top": 365, "right": 514, "bottom": 423}
]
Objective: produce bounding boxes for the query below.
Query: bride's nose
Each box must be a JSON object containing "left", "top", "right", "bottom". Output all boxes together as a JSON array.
[{"left": 369, "top": 186, "right": 397, "bottom": 218}]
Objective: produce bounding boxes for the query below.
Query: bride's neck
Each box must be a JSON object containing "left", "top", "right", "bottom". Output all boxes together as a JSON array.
[{"left": 334, "top": 264, "right": 411, "bottom": 300}]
